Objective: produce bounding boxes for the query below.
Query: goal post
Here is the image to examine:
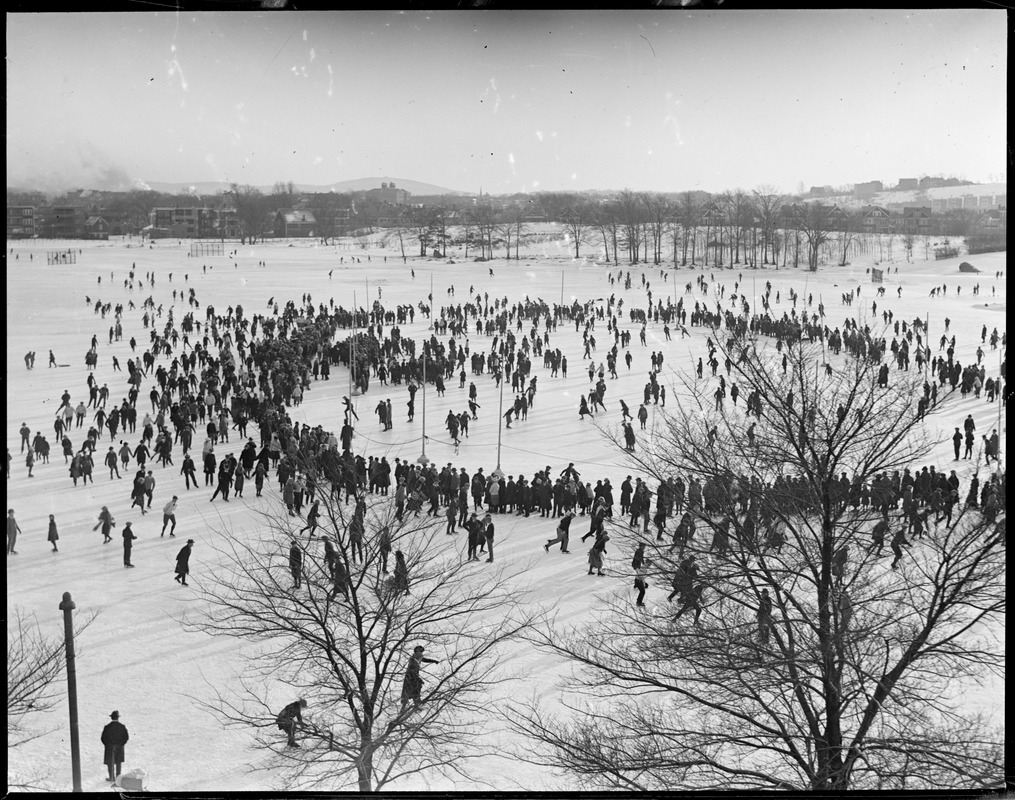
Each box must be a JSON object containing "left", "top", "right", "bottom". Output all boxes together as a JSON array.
[
  {"left": 190, "top": 241, "right": 225, "bottom": 257},
  {"left": 47, "top": 250, "right": 77, "bottom": 265},
  {"left": 871, "top": 267, "right": 883, "bottom": 284}
]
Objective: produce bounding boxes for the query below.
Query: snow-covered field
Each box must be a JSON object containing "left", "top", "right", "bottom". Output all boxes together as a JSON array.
[{"left": 6, "top": 233, "right": 1006, "bottom": 791}]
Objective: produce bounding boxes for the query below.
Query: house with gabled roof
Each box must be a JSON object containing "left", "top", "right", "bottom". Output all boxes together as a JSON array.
[
  {"left": 83, "top": 215, "right": 110, "bottom": 240},
  {"left": 274, "top": 209, "right": 316, "bottom": 238},
  {"left": 860, "top": 205, "right": 893, "bottom": 234},
  {"left": 977, "top": 208, "right": 1006, "bottom": 229},
  {"left": 900, "top": 207, "right": 932, "bottom": 235}
]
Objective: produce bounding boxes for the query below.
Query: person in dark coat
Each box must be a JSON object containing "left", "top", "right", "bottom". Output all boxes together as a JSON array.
[
  {"left": 378, "top": 525, "right": 392, "bottom": 573},
  {"left": 289, "top": 539, "right": 303, "bottom": 589},
  {"left": 101, "top": 710, "right": 129, "bottom": 782},
  {"left": 400, "top": 645, "right": 439, "bottom": 711},
  {"left": 122, "top": 522, "right": 137, "bottom": 567},
  {"left": 93, "top": 505, "right": 115, "bottom": 543},
  {"left": 632, "top": 542, "right": 650, "bottom": 606},
  {"left": 175, "top": 539, "right": 194, "bottom": 585},
  {"left": 587, "top": 533, "right": 609, "bottom": 576},
  {"left": 620, "top": 476, "right": 634, "bottom": 516},
  {"left": 392, "top": 550, "right": 409, "bottom": 596},
  {"left": 465, "top": 513, "right": 482, "bottom": 562},
  {"left": 47, "top": 514, "right": 59, "bottom": 552},
  {"left": 276, "top": 698, "right": 307, "bottom": 747},
  {"left": 544, "top": 511, "right": 574, "bottom": 553},
  {"left": 482, "top": 514, "right": 495, "bottom": 563},
  {"left": 952, "top": 427, "right": 963, "bottom": 460},
  {"left": 757, "top": 588, "right": 773, "bottom": 644}
]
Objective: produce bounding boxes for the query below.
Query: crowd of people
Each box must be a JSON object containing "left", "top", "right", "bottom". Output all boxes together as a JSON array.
[{"left": 6, "top": 254, "right": 1007, "bottom": 656}]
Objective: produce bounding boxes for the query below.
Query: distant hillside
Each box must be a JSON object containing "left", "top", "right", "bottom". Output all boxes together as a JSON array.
[{"left": 143, "top": 177, "right": 471, "bottom": 197}]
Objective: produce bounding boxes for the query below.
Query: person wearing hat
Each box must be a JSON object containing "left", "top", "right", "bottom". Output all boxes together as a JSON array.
[
  {"left": 175, "top": 539, "right": 194, "bottom": 585},
  {"left": 48, "top": 514, "right": 60, "bottom": 552},
  {"left": 667, "top": 554, "right": 697, "bottom": 603},
  {"left": 122, "top": 522, "right": 137, "bottom": 568},
  {"left": 482, "top": 514, "right": 495, "bottom": 563},
  {"left": 620, "top": 476, "right": 634, "bottom": 517},
  {"left": 543, "top": 511, "right": 574, "bottom": 554},
  {"left": 101, "top": 710, "right": 129, "bottom": 782},
  {"left": 465, "top": 513, "right": 483, "bottom": 562},
  {"left": 400, "top": 646, "right": 439, "bottom": 711},
  {"left": 93, "top": 505, "right": 116, "bottom": 543},
  {"left": 632, "top": 542, "right": 651, "bottom": 606},
  {"left": 105, "top": 446, "right": 121, "bottom": 480},
  {"left": 7, "top": 508, "right": 22, "bottom": 555},
  {"left": 161, "top": 496, "right": 179, "bottom": 537}
]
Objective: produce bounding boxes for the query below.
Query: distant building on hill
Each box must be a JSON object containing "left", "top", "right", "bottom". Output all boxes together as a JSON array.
[
  {"left": 920, "top": 176, "right": 970, "bottom": 190},
  {"left": 854, "top": 180, "right": 883, "bottom": 197},
  {"left": 366, "top": 182, "right": 410, "bottom": 206},
  {"left": 896, "top": 178, "right": 919, "bottom": 191}
]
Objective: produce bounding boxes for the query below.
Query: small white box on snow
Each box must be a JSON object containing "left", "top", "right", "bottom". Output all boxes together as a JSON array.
[{"left": 115, "top": 769, "right": 148, "bottom": 790}]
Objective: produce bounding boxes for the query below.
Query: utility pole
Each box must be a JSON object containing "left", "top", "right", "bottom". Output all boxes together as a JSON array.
[
  {"left": 428, "top": 273, "right": 434, "bottom": 332},
  {"left": 350, "top": 291, "right": 358, "bottom": 397},
  {"left": 492, "top": 370, "right": 505, "bottom": 481},
  {"left": 998, "top": 343, "right": 1005, "bottom": 462},
  {"left": 59, "top": 592, "right": 83, "bottom": 793},
  {"left": 418, "top": 350, "right": 429, "bottom": 466}
]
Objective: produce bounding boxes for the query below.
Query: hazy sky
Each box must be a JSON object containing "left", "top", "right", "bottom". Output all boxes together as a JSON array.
[{"left": 6, "top": 10, "right": 1007, "bottom": 195}]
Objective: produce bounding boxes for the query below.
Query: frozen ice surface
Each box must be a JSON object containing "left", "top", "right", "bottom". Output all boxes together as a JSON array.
[{"left": 6, "top": 235, "right": 1005, "bottom": 790}]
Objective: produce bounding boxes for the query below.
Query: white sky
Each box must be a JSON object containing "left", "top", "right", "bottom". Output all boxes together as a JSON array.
[{"left": 5, "top": 9, "right": 1007, "bottom": 195}]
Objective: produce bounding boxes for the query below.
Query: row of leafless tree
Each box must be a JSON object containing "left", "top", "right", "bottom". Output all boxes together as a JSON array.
[{"left": 382, "top": 189, "right": 960, "bottom": 272}]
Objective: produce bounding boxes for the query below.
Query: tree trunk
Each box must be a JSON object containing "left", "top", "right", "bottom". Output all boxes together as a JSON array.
[{"left": 357, "top": 739, "right": 374, "bottom": 792}]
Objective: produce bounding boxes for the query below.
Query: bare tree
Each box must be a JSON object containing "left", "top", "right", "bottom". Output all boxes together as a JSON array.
[
  {"left": 591, "top": 201, "right": 621, "bottom": 265},
  {"left": 228, "top": 184, "right": 269, "bottom": 244},
  {"left": 458, "top": 211, "right": 477, "bottom": 259},
  {"left": 723, "top": 190, "right": 752, "bottom": 266},
  {"left": 836, "top": 210, "right": 863, "bottom": 267},
  {"left": 678, "top": 191, "right": 702, "bottom": 266},
  {"left": 428, "top": 205, "right": 450, "bottom": 258},
  {"left": 183, "top": 486, "right": 537, "bottom": 792},
  {"left": 270, "top": 181, "right": 298, "bottom": 210},
  {"left": 561, "top": 199, "right": 590, "bottom": 260},
  {"left": 902, "top": 231, "right": 916, "bottom": 263},
  {"left": 310, "top": 192, "right": 351, "bottom": 246},
  {"left": 496, "top": 216, "right": 516, "bottom": 260},
  {"left": 794, "top": 202, "right": 837, "bottom": 271},
  {"left": 10, "top": 608, "right": 73, "bottom": 748},
  {"left": 380, "top": 209, "right": 409, "bottom": 262},
  {"left": 617, "top": 189, "right": 643, "bottom": 264},
  {"left": 752, "top": 187, "right": 784, "bottom": 267},
  {"left": 507, "top": 332, "right": 1004, "bottom": 791},
  {"left": 471, "top": 204, "right": 497, "bottom": 260},
  {"left": 641, "top": 193, "right": 674, "bottom": 266},
  {"left": 512, "top": 213, "right": 528, "bottom": 260},
  {"left": 8, "top": 605, "right": 99, "bottom": 790},
  {"left": 405, "top": 206, "right": 435, "bottom": 257}
]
